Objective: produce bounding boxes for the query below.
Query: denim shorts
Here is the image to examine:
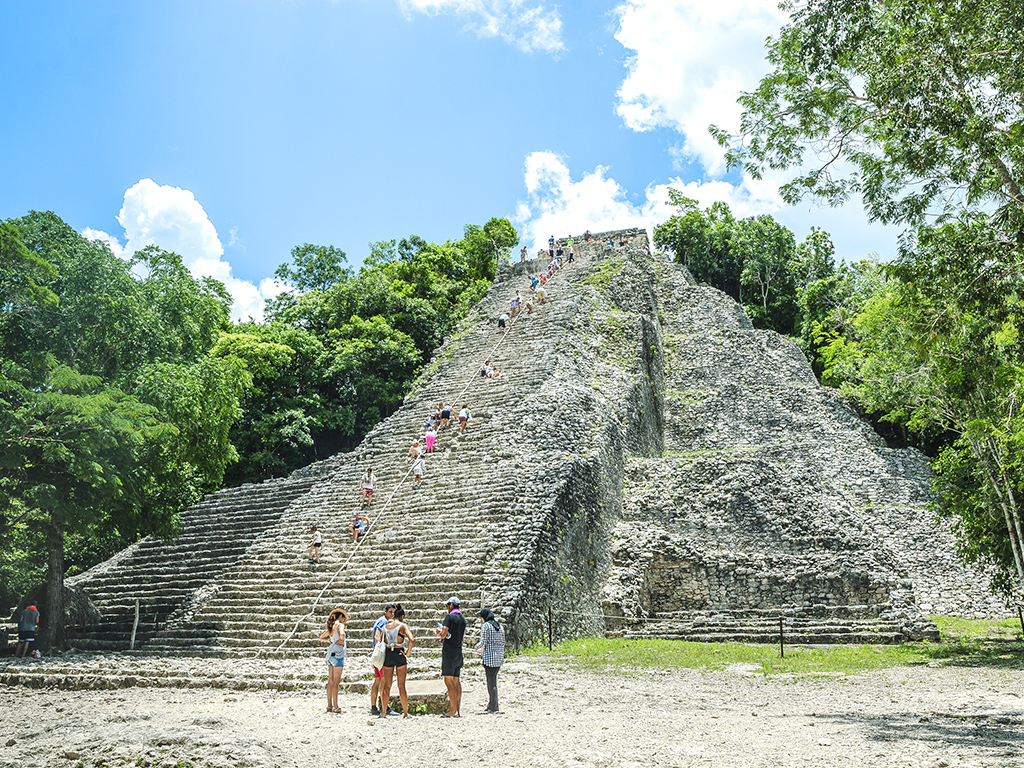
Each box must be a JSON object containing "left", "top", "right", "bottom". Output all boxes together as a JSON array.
[{"left": 326, "top": 651, "right": 346, "bottom": 668}]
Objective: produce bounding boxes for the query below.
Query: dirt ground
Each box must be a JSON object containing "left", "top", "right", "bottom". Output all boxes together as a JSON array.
[{"left": 2, "top": 657, "right": 1022, "bottom": 768}]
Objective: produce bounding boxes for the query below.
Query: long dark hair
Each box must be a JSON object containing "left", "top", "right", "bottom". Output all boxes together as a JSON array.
[{"left": 479, "top": 607, "right": 502, "bottom": 634}]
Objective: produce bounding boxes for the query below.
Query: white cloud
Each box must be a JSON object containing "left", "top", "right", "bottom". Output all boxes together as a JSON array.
[
  {"left": 398, "top": 0, "right": 564, "bottom": 54},
  {"left": 84, "top": 179, "right": 277, "bottom": 322},
  {"left": 515, "top": 152, "right": 902, "bottom": 261},
  {"left": 515, "top": 151, "right": 669, "bottom": 251},
  {"left": 614, "top": 0, "right": 787, "bottom": 175}
]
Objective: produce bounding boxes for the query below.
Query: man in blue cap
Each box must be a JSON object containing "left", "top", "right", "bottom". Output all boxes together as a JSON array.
[{"left": 432, "top": 596, "right": 466, "bottom": 717}]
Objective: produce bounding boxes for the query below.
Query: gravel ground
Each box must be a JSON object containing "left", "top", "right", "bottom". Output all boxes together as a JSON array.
[{"left": 2, "top": 658, "right": 1022, "bottom": 768}]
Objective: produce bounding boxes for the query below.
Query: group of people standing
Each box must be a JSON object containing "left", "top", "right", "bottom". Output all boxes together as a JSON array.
[{"left": 321, "top": 596, "right": 506, "bottom": 718}]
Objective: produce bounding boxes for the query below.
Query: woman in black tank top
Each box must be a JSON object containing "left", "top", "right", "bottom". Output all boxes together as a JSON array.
[{"left": 379, "top": 605, "right": 414, "bottom": 717}]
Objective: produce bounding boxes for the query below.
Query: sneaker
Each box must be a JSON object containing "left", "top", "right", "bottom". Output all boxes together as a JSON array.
[
  {"left": 370, "top": 706, "right": 381, "bottom": 716},
  {"left": 387, "top": 708, "right": 398, "bottom": 716}
]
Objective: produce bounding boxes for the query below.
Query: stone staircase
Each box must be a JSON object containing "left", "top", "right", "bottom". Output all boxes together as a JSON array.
[
  {"left": 63, "top": 233, "right": 626, "bottom": 664},
  {"left": 617, "top": 606, "right": 917, "bottom": 645}
]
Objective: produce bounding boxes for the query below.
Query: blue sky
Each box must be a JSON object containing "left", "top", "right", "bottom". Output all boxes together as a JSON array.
[{"left": 1, "top": 1, "right": 902, "bottom": 320}]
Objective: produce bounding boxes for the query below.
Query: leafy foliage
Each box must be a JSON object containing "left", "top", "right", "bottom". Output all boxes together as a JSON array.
[
  {"left": 717, "top": 0, "right": 1024, "bottom": 225},
  {"left": 819, "top": 217, "right": 1024, "bottom": 596},
  {"left": 227, "top": 218, "right": 515, "bottom": 484},
  {"left": 0, "top": 213, "right": 241, "bottom": 642}
]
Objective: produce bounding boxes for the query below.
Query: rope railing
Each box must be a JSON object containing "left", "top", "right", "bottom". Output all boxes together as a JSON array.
[{"left": 271, "top": 250, "right": 569, "bottom": 652}]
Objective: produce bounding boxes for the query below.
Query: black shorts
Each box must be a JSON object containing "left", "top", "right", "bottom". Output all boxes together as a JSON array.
[
  {"left": 498, "top": 319, "right": 506, "bottom": 328},
  {"left": 441, "top": 409, "right": 451, "bottom": 419},
  {"left": 440, "top": 651, "right": 463, "bottom": 678},
  {"left": 384, "top": 647, "right": 407, "bottom": 668},
  {"left": 18, "top": 631, "right": 34, "bottom": 643}
]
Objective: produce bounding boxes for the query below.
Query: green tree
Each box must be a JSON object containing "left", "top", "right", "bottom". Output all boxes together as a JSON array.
[
  {"left": 821, "top": 218, "right": 1024, "bottom": 595},
  {"left": 717, "top": 0, "right": 1024, "bottom": 225},
  {"left": 733, "top": 214, "right": 798, "bottom": 334},
  {"left": 462, "top": 217, "right": 519, "bottom": 281},
  {"left": 0, "top": 212, "right": 244, "bottom": 646},
  {"left": 274, "top": 243, "right": 350, "bottom": 293}
]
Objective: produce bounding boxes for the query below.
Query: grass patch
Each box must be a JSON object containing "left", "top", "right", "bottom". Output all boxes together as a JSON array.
[
  {"left": 932, "top": 615, "right": 1022, "bottom": 641},
  {"left": 518, "top": 625, "right": 1024, "bottom": 677}
]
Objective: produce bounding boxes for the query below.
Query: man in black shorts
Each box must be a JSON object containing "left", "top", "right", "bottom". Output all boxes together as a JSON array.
[{"left": 432, "top": 596, "right": 466, "bottom": 717}]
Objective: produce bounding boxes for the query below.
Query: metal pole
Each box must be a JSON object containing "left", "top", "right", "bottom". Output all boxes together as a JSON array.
[
  {"left": 778, "top": 615, "right": 784, "bottom": 658},
  {"left": 1018, "top": 606, "right": 1023, "bottom": 640},
  {"left": 548, "top": 606, "right": 553, "bottom": 651},
  {"left": 130, "top": 599, "right": 140, "bottom": 651}
]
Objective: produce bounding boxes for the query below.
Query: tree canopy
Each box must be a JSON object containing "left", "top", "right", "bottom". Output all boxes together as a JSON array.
[
  {"left": 0, "top": 213, "right": 244, "bottom": 644},
  {"left": 717, "top": 0, "right": 1024, "bottom": 226}
]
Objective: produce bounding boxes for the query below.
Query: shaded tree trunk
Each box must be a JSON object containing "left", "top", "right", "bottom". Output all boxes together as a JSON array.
[{"left": 41, "top": 517, "right": 65, "bottom": 651}]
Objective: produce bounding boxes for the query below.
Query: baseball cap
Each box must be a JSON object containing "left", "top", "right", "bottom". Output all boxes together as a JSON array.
[{"left": 445, "top": 596, "right": 460, "bottom": 607}]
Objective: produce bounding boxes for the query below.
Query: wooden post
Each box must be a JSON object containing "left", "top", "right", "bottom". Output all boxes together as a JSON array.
[
  {"left": 1018, "top": 605, "right": 1023, "bottom": 640},
  {"left": 130, "top": 599, "right": 140, "bottom": 650},
  {"left": 779, "top": 615, "right": 784, "bottom": 658},
  {"left": 548, "top": 606, "right": 553, "bottom": 651}
]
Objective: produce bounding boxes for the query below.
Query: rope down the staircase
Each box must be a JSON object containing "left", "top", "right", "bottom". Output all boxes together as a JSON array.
[{"left": 273, "top": 279, "right": 533, "bottom": 652}]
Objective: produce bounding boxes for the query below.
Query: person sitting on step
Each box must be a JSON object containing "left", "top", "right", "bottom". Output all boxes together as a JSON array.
[{"left": 350, "top": 512, "right": 370, "bottom": 542}]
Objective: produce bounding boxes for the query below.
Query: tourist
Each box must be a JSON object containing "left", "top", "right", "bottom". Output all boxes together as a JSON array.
[
  {"left": 497, "top": 311, "right": 509, "bottom": 332},
  {"left": 473, "top": 608, "right": 505, "bottom": 713},
  {"left": 519, "top": 245, "right": 527, "bottom": 262},
  {"left": 567, "top": 247, "right": 574, "bottom": 264},
  {"left": 379, "top": 604, "right": 414, "bottom": 718},
  {"left": 307, "top": 525, "right": 322, "bottom": 564},
  {"left": 458, "top": 404, "right": 471, "bottom": 433},
  {"left": 525, "top": 296, "right": 534, "bottom": 314},
  {"left": 439, "top": 403, "right": 452, "bottom": 431},
  {"left": 319, "top": 608, "right": 348, "bottom": 713},
  {"left": 530, "top": 273, "right": 539, "bottom": 291},
  {"left": 481, "top": 359, "right": 500, "bottom": 379},
  {"left": 548, "top": 235, "right": 555, "bottom": 258},
  {"left": 370, "top": 603, "right": 396, "bottom": 715},
  {"left": 349, "top": 511, "right": 369, "bottom": 542},
  {"left": 15, "top": 603, "right": 39, "bottom": 659},
  {"left": 410, "top": 440, "right": 426, "bottom": 483},
  {"left": 432, "top": 596, "right": 467, "bottom": 717},
  {"left": 536, "top": 285, "right": 546, "bottom": 304},
  {"left": 425, "top": 425, "right": 437, "bottom": 452},
  {"left": 360, "top": 468, "right": 376, "bottom": 507}
]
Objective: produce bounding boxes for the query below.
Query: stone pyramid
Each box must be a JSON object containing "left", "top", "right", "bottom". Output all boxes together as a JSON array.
[{"left": 64, "top": 229, "right": 1003, "bottom": 659}]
